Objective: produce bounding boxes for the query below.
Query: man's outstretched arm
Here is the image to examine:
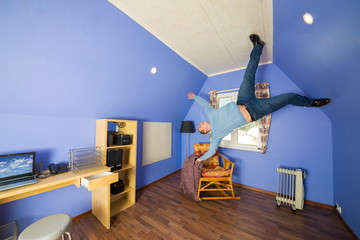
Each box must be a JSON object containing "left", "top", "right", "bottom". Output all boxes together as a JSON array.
[
  {"left": 187, "top": 92, "right": 214, "bottom": 112},
  {"left": 197, "top": 138, "right": 222, "bottom": 161}
]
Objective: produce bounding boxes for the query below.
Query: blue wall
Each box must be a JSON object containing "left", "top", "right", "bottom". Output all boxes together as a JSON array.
[
  {"left": 273, "top": 0, "right": 360, "bottom": 237},
  {"left": 333, "top": 121, "right": 360, "bottom": 237},
  {"left": 0, "top": 0, "right": 206, "bottom": 231},
  {"left": 184, "top": 62, "right": 333, "bottom": 205}
]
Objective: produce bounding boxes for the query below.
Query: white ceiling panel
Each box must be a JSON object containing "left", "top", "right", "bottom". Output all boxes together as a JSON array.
[{"left": 109, "top": 0, "right": 273, "bottom": 76}]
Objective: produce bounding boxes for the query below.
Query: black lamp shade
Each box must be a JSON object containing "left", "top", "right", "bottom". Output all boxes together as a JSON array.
[{"left": 180, "top": 121, "right": 195, "bottom": 133}]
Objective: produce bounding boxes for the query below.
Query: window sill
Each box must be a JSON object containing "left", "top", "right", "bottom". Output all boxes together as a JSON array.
[{"left": 219, "top": 143, "right": 261, "bottom": 152}]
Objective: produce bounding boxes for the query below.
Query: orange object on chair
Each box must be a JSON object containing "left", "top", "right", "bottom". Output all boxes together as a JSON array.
[{"left": 193, "top": 143, "right": 241, "bottom": 200}]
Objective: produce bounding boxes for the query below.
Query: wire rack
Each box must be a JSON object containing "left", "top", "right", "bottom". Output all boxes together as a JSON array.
[{"left": 68, "top": 147, "right": 103, "bottom": 173}]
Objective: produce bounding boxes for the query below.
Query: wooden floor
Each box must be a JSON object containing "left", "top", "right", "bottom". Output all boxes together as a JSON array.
[{"left": 69, "top": 171, "right": 356, "bottom": 240}]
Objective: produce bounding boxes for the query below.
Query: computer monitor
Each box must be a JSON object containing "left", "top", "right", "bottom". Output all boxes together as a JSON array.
[{"left": 0, "top": 152, "right": 36, "bottom": 181}]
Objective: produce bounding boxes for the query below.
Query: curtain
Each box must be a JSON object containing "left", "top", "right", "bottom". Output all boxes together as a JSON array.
[
  {"left": 209, "top": 90, "right": 218, "bottom": 109},
  {"left": 254, "top": 82, "right": 271, "bottom": 154}
]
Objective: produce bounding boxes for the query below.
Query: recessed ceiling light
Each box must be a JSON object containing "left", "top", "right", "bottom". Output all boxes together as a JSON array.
[
  {"left": 151, "top": 67, "right": 157, "bottom": 74},
  {"left": 303, "top": 13, "right": 314, "bottom": 24}
]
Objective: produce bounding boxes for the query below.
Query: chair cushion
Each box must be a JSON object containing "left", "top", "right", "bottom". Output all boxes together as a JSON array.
[
  {"left": 201, "top": 166, "right": 231, "bottom": 177},
  {"left": 193, "top": 143, "right": 219, "bottom": 168}
]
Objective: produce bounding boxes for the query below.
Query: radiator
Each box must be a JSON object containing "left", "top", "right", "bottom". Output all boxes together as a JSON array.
[{"left": 276, "top": 168, "right": 306, "bottom": 211}]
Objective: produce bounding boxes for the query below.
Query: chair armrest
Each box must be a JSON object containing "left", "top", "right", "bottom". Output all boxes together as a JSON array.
[{"left": 218, "top": 153, "right": 234, "bottom": 170}]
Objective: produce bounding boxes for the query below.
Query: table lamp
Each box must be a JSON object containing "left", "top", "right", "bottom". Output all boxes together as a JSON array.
[{"left": 180, "top": 121, "right": 195, "bottom": 157}]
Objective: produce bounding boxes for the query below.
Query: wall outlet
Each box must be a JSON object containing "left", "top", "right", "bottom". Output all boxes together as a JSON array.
[{"left": 336, "top": 203, "right": 342, "bottom": 214}]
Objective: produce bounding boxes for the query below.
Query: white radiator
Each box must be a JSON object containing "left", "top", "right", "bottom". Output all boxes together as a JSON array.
[{"left": 276, "top": 168, "right": 306, "bottom": 211}]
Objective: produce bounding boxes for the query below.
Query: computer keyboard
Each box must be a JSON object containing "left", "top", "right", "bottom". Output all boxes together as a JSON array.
[{"left": 0, "top": 176, "right": 35, "bottom": 186}]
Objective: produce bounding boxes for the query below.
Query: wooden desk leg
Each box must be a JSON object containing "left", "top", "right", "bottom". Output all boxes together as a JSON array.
[{"left": 92, "top": 185, "right": 111, "bottom": 229}]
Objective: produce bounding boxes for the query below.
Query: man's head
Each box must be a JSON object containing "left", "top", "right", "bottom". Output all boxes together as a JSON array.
[{"left": 198, "top": 121, "right": 210, "bottom": 134}]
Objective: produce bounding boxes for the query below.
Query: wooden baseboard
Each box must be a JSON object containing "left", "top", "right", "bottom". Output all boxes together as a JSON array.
[
  {"left": 305, "top": 199, "right": 334, "bottom": 210},
  {"left": 233, "top": 182, "right": 334, "bottom": 210},
  {"left": 72, "top": 210, "right": 92, "bottom": 222},
  {"left": 234, "top": 183, "right": 276, "bottom": 196},
  {"left": 137, "top": 169, "right": 181, "bottom": 191}
]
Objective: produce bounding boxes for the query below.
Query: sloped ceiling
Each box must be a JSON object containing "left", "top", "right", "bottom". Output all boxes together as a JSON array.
[{"left": 108, "top": 0, "right": 273, "bottom": 76}]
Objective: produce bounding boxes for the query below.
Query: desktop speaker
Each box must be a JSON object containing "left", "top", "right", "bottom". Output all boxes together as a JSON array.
[
  {"left": 106, "top": 148, "right": 123, "bottom": 171},
  {"left": 107, "top": 131, "right": 116, "bottom": 147}
]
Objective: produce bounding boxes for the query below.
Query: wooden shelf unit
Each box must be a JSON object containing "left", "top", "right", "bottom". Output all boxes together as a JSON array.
[{"left": 96, "top": 119, "right": 137, "bottom": 217}]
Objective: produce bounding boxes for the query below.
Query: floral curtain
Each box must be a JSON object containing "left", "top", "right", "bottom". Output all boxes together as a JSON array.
[
  {"left": 254, "top": 82, "right": 271, "bottom": 154},
  {"left": 209, "top": 90, "right": 218, "bottom": 109},
  {"left": 208, "top": 83, "right": 271, "bottom": 154}
]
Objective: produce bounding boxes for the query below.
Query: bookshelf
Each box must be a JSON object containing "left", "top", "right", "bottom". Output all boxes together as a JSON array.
[{"left": 95, "top": 119, "right": 137, "bottom": 217}]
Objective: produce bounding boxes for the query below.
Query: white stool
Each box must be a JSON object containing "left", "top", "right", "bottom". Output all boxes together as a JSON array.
[{"left": 18, "top": 214, "right": 72, "bottom": 240}]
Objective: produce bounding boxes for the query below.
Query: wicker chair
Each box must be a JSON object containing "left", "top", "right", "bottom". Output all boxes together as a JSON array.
[{"left": 194, "top": 144, "right": 240, "bottom": 200}]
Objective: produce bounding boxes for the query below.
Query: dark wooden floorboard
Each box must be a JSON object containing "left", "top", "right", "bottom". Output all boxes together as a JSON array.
[{"left": 68, "top": 171, "right": 356, "bottom": 240}]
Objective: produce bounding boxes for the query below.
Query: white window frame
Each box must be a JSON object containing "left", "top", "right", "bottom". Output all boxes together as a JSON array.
[{"left": 216, "top": 91, "right": 262, "bottom": 152}]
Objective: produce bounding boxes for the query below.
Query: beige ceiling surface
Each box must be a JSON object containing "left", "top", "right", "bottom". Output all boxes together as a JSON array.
[{"left": 109, "top": 0, "right": 273, "bottom": 76}]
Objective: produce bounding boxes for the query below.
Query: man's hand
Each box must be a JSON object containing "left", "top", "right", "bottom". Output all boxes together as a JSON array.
[
  {"left": 187, "top": 92, "right": 195, "bottom": 99},
  {"left": 196, "top": 158, "right": 202, "bottom": 162}
]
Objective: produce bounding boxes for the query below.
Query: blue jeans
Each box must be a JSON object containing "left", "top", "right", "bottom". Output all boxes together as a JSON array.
[{"left": 236, "top": 45, "right": 313, "bottom": 121}]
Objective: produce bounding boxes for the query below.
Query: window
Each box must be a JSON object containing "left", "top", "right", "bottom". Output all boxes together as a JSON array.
[{"left": 216, "top": 91, "right": 262, "bottom": 152}]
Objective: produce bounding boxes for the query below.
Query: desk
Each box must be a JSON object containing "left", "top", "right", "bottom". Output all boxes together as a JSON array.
[{"left": 0, "top": 166, "right": 118, "bottom": 229}]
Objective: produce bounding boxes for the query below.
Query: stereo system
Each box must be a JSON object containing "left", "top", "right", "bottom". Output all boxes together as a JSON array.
[
  {"left": 114, "top": 134, "right": 132, "bottom": 145},
  {"left": 107, "top": 132, "right": 132, "bottom": 147},
  {"left": 111, "top": 180, "right": 125, "bottom": 194},
  {"left": 106, "top": 148, "right": 123, "bottom": 171}
]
